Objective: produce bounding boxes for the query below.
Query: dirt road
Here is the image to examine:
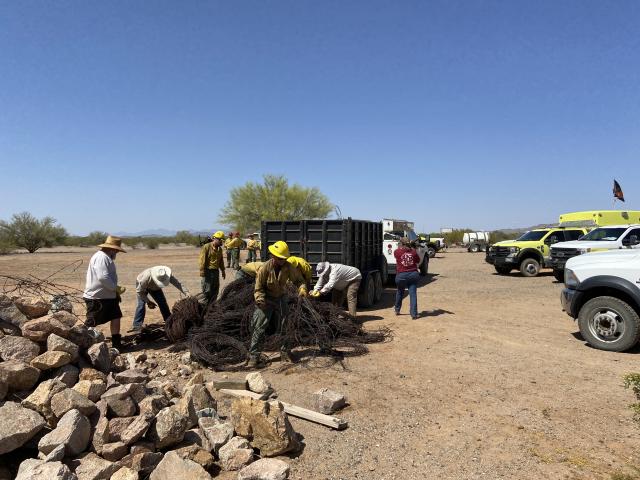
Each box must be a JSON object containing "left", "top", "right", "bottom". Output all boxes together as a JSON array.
[{"left": 1, "top": 246, "right": 638, "bottom": 479}]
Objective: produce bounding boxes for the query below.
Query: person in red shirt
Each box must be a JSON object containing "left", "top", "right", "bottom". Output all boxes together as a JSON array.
[{"left": 393, "top": 237, "right": 421, "bottom": 319}]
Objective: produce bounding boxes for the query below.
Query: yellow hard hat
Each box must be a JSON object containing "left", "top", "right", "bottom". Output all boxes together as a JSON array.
[
  {"left": 268, "top": 240, "right": 290, "bottom": 259},
  {"left": 212, "top": 231, "right": 225, "bottom": 239}
]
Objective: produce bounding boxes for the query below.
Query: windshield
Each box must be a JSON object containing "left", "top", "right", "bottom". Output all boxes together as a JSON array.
[
  {"left": 516, "top": 231, "right": 547, "bottom": 241},
  {"left": 384, "top": 230, "right": 419, "bottom": 241},
  {"left": 580, "top": 227, "right": 627, "bottom": 241}
]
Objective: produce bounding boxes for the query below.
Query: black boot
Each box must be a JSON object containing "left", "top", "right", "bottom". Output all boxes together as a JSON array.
[{"left": 111, "top": 334, "right": 122, "bottom": 350}]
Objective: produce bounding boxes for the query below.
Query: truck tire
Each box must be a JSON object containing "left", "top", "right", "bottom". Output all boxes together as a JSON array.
[
  {"left": 577, "top": 296, "right": 640, "bottom": 352},
  {"left": 372, "top": 272, "right": 383, "bottom": 303},
  {"left": 357, "top": 275, "right": 375, "bottom": 308},
  {"left": 553, "top": 269, "right": 564, "bottom": 282},
  {"left": 469, "top": 244, "right": 480, "bottom": 253},
  {"left": 378, "top": 256, "right": 388, "bottom": 285},
  {"left": 419, "top": 256, "right": 429, "bottom": 276},
  {"left": 495, "top": 266, "right": 512, "bottom": 275},
  {"left": 519, "top": 258, "right": 540, "bottom": 277},
  {"left": 428, "top": 247, "right": 436, "bottom": 258}
]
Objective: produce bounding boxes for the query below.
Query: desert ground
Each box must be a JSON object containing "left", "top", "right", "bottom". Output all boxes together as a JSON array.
[{"left": 1, "top": 245, "right": 639, "bottom": 479}]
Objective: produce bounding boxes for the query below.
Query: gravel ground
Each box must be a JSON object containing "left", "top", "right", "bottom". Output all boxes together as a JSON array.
[{"left": 1, "top": 245, "right": 639, "bottom": 479}]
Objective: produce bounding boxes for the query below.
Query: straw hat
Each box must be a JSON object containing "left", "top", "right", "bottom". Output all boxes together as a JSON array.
[
  {"left": 98, "top": 235, "right": 126, "bottom": 253},
  {"left": 150, "top": 265, "right": 172, "bottom": 287}
]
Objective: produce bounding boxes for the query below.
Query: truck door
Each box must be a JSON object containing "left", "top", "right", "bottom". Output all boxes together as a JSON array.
[
  {"left": 621, "top": 228, "right": 640, "bottom": 249},
  {"left": 542, "top": 230, "right": 564, "bottom": 260}
]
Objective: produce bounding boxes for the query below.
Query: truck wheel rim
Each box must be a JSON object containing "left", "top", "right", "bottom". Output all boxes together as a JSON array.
[
  {"left": 589, "top": 309, "right": 624, "bottom": 343},
  {"left": 525, "top": 263, "right": 537, "bottom": 274}
]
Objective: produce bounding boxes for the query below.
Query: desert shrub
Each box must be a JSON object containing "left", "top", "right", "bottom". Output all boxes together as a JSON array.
[
  {"left": 143, "top": 237, "right": 160, "bottom": 250},
  {"left": 0, "top": 212, "right": 67, "bottom": 253},
  {"left": 623, "top": 373, "right": 640, "bottom": 422}
]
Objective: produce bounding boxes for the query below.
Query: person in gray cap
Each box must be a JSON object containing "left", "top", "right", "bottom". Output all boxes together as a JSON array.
[{"left": 310, "top": 262, "right": 362, "bottom": 317}]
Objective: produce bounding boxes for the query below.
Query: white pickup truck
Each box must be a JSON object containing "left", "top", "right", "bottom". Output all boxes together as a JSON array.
[
  {"left": 382, "top": 219, "right": 429, "bottom": 279},
  {"left": 551, "top": 224, "right": 640, "bottom": 281},
  {"left": 561, "top": 249, "right": 640, "bottom": 352}
]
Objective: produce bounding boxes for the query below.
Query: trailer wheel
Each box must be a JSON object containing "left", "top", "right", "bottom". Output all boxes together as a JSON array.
[
  {"left": 469, "top": 244, "right": 480, "bottom": 253},
  {"left": 419, "top": 256, "right": 429, "bottom": 276},
  {"left": 357, "top": 275, "right": 375, "bottom": 308},
  {"left": 372, "top": 272, "right": 383, "bottom": 303},
  {"left": 378, "top": 256, "right": 388, "bottom": 285}
]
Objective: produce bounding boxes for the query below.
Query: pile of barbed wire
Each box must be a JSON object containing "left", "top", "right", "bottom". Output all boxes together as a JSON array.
[{"left": 166, "top": 277, "right": 392, "bottom": 371}]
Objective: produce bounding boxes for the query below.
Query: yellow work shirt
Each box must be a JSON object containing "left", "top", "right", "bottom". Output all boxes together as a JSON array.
[
  {"left": 254, "top": 259, "right": 306, "bottom": 306},
  {"left": 199, "top": 243, "right": 225, "bottom": 276}
]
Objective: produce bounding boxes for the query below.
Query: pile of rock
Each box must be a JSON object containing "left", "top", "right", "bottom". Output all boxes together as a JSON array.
[{"left": 0, "top": 294, "right": 294, "bottom": 480}]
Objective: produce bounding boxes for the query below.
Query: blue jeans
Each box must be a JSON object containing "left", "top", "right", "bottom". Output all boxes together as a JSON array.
[
  {"left": 133, "top": 289, "right": 171, "bottom": 328},
  {"left": 395, "top": 271, "right": 419, "bottom": 318}
]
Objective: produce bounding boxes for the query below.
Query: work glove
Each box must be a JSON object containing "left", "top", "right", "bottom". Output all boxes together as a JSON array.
[
  {"left": 310, "top": 290, "right": 321, "bottom": 298},
  {"left": 298, "top": 288, "right": 308, "bottom": 298},
  {"left": 147, "top": 301, "right": 157, "bottom": 309},
  {"left": 116, "top": 286, "right": 126, "bottom": 295}
]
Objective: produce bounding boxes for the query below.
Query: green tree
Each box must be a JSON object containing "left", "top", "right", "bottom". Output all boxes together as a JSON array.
[
  {"left": 219, "top": 174, "right": 333, "bottom": 233},
  {"left": 0, "top": 212, "right": 68, "bottom": 253}
]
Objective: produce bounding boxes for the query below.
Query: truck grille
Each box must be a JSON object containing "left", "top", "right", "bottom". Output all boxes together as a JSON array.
[
  {"left": 551, "top": 248, "right": 581, "bottom": 261},
  {"left": 492, "top": 246, "right": 512, "bottom": 258}
]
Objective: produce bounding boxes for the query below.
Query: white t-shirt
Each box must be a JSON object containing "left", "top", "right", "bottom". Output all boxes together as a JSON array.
[{"left": 83, "top": 250, "right": 117, "bottom": 300}]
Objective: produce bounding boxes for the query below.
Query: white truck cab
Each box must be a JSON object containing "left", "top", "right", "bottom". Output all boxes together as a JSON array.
[
  {"left": 382, "top": 219, "right": 429, "bottom": 278},
  {"left": 561, "top": 249, "right": 640, "bottom": 352},
  {"left": 551, "top": 224, "right": 640, "bottom": 280}
]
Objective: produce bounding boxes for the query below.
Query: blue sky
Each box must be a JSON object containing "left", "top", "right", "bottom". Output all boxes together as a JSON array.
[{"left": 1, "top": 0, "right": 639, "bottom": 235}]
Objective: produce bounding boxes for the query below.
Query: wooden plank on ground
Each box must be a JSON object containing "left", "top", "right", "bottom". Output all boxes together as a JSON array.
[
  {"left": 211, "top": 380, "right": 248, "bottom": 391},
  {"left": 219, "top": 388, "right": 348, "bottom": 430}
]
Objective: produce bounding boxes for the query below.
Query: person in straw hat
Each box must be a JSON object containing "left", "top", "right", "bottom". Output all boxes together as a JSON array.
[
  {"left": 83, "top": 235, "right": 127, "bottom": 349},
  {"left": 130, "top": 265, "right": 190, "bottom": 332}
]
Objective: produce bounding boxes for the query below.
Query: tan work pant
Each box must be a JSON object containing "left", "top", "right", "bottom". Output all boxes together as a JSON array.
[{"left": 331, "top": 279, "right": 361, "bottom": 317}]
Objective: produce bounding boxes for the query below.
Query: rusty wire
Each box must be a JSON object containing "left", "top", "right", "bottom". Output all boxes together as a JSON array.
[{"left": 167, "top": 277, "right": 392, "bottom": 371}]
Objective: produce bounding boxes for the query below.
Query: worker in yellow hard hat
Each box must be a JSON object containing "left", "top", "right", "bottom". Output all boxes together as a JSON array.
[
  {"left": 226, "top": 232, "right": 243, "bottom": 270},
  {"left": 248, "top": 240, "right": 307, "bottom": 367},
  {"left": 236, "top": 261, "right": 264, "bottom": 281},
  {"left": 287, "top": 255, "right": 312, "bottom": 287},
  {"left": 198, "top": 231, "right": 226, "bottom": 305},
  {"left": 246, "top": 233, "right": 260, "bottom": 263}
]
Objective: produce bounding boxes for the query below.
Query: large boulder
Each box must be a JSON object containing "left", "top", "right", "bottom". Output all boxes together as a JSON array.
[
  {"left": 39, "top": 409, "right": 91, "bottom": 456},
  {"left": 0, "top": 401, "right": 46, "bottom": 454},
  {"left": 101, "top": 441, "right": 128, "bottom": 462},
  {"left": 13, "top": 297, "right": 51, "bottom": 319},
  {"left": 311, "top": 388, "right": 346, "bottom": 414},
  {"left": 50, "top": 388, "right": 97, "bottom": 418},
  {"left": 238, "top": 458, "right": 290, "bottom": 480},
  {"left": 87, "top": 342, "right": 111, "bottom": 373},
  {"left": 111, "top": 467, "right": 137, "bottom": 480},
  {"left": 71, "top": 452, "right": 119, "bottom": 480},
  {"left": 246, "top": 372, "right": 272, "bottom": 394},
  {"left": 79, "top": 368, "right": 107, "bottom": 383},
  {"left": 73, "top": 380, "right": 107, "bottom": 402},
  {"left": 0, "top": 360, "right": 40, "bottom": 391},
  {"left": 21, "top": 311, "right": 91, "bottom": 348},
  {"left": 219, "top": 436, "right": 254, "bottom": 471},
  {"left": 108, "top": 416, "right": 136, "bottom": 442},
  {"left": 147, "top": 406, "right": 190, "bottom": 449},
  {"left": 116, "top": 452, "right": 163, "bottom": 478},
  {"left": 198, "top": 417, "right": 234, "bottom": 454},
  {"left": 174, "top": 444, "right": 215, "bottom": 470},
  {"left": 91, "top": 416, "right": 110, "bottom": 455},
  {"left": 231, "top": 398, "right": 299, "bottom": 457},
  {"left": 0, "top": 294, "right": 29, "bottom": 329},
  {"left": 15, "top": 460, "right": 76, "bottom": 480},
  {"left": 138, "top": 394, "right": 170, "bottom": 416},
  {"left": 53, "top": 364, "right": 80, "bottom": 388},
  {"left": 119, "top": 412, "right": 154, "bottom": 445},
  {"left": 0, "top": 335, "right": 41, "bottom": 362},
  {"left": 31, "top": 351, "right": 72, "bottom": 370},
  {"left": 182, "top": 384, "right": 216, "bottom": 424},
  {"left": 114, "top": 369, "right": 147, "bottom": 384},
  {"left": 47, "top": 334, "right": 80, "bottom": 361},
  {"left": 22, "top": 378, "right": 68, "bottom": 426},
  {"left": 104, "top": 394, "right": 136, "bottom": 418},
  {"left": 149, "top": 450, "right": 212, "bottom": 480}
]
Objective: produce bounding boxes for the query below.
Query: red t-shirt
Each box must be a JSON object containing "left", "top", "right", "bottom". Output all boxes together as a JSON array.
[{"left": 394, "top": 247, "right": 420, "bottom": 273}]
